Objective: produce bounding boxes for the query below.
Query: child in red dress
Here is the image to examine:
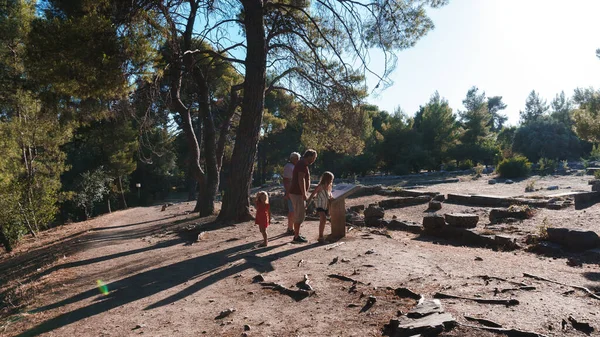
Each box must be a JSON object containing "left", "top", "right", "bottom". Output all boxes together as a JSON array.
[{"left": 255, "top": 191, "right": 271, "bottom": 247}]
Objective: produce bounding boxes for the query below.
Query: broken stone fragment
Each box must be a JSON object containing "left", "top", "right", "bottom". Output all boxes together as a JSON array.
[
  {"left": 252, "top": 274, "right": 265, "bottom": 283},
  {"left": 215, "top": 308, "right": 236, "bottom": 319},
  {"left": 422, "top": 214, "right": 446, "bottom": 234},
  {"left": 428, "top": 201, "right": 442, "bottom": 211}
]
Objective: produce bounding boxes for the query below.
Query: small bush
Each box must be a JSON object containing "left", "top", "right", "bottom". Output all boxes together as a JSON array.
[
  {"left": 473, "top": 164, "right": 484, "bottom": 177},
  {"left": 537, "top": 158, "right": 557, "bottom": 175},
  {"left": 443, "top": 160, "right": 457, "bottom": 172},
  {"left": 525, "top": 180, "right": 536, "bottom": 192},
  {"left": 459, "top": 159, "right": 474, "bottom": 170},
  {"left": 591, "top": 144, "right": 600, "bottom": 161},
  {"left": 594, "top": 170, "right": 600, "bottom": 180},
  {"left": 561, "top": 160, "right": 569, "bottom": 171},
  {"left": 496, "top": 156, "right": 531, "bottom": 178}
]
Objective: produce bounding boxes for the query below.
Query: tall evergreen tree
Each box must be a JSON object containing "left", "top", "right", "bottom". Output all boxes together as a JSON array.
[
  {"left": 487, "top": 96, "right": 508, "bottom": 132},
  {"left": 413, "top": 92, "right": 459, "bottom": 169},
  {"left": 519, "top": 90, "right": 549, "bottom": 124}
]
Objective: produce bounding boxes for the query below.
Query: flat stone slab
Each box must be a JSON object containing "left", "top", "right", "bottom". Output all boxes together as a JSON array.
[
  {"left": 386, "top": 313, "right": 456, "bottom": 336},
  {"left": 574, "top": 191, "right": 600, "bottom": 210},
  {"left": 379, "top": 196, "right": 431, "bottom": 209},
  {"left": 407, "top": 299, "right": 444, "bottom": 318},
  {"left": 445, "top": 213, "right": 478, "bottom": 228},
  {"left": 546, "top": 228, "right": 600, "bottom": 251},
  {"left": 378, "top": 189, "right": 439, "bottom": 198},
  {"left": 489, "top": 207, "right": 533, "bottom": 223},
  {"left": 387, "top": 220, "right": 423, "bottom": 234},
  {"left": 447, "top": 193, "right": 550, "bottom": 208}
]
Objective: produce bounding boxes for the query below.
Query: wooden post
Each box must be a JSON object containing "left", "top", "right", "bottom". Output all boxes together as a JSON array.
[{"left": 328, "top": 184, "right": 362, "bottom": 241}]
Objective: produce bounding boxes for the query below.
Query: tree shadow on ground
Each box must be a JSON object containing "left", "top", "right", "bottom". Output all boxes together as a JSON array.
[
  {"left": 0, "top": 212, "right": 210, "bottom": 291},
  {"left": 17, "top": 240, "right": 318, "bottom": 337},
  {"left": 583, "top": 272, "right": 600, "bottom": 282}
]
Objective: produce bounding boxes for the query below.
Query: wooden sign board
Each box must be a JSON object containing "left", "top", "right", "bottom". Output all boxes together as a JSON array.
[
  {"left": 332, "top": 184, "right": 362, "bottom": 200},
  {"left": 329, "top": 184, "right": 362, "bottom": 241}
]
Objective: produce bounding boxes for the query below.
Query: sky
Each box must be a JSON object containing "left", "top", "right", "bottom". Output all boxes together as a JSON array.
[{"left": 365, "top": 0, "right": 600, "bottom": 125}]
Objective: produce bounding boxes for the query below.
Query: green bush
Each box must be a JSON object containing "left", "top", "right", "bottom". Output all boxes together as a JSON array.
[
  {"left": 594, "top": 170, "right": 600, "bottom": 180},
  {"left": 459, "top": 159, "right": 474, "bottom": 170},
  {"left": 537, "top": 158, "right": 557, "bottom": 175},
  {"left": 496, "top": 155, "right": 531, "bottom": 178}
]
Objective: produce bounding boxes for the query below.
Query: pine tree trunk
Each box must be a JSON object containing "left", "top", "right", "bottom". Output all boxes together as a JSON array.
[
  {"left": 0, "top": 226, "right": 12, "bottom": 252},
  {"left": 193, "top": 69, "right": 219, "bottom": 217},
  {"left": 218, "top": 0, "right": 266, "bottom": 223},
  {"left": 107, "top": 198, "right": 111, "bottom": 213},
  {"left": 118, "top": 176, "right": 128, "bottom": 209}
]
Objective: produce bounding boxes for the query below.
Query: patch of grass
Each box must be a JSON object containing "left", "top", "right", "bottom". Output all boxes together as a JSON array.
[{"left": 537, "top": 217, "right": 551, "bottom": 239}]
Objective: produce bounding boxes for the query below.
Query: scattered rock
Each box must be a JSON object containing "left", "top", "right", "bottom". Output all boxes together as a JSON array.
[
  {"left": 364, "top": 204, "right": 385, "bottom": 226},
  {"left": 464, "top": 316, "right": 503, "bottom": 328},
  {"left": 243, "top": 324, "right": 251, "bottom": 331},
  {"left": 433, "top": 194, "right": 446, "bottom": 202},
  {"left": 215, "top": 308, "right": 236, "bottom": 319},
  {"left": 132, "top": 324, "right": 146, "bottom": 330},
  {"left": 474, "top": 256, "right": 483, "bottom": 261},
  {"left": 161, "top": 204, "right": 168, "bottom": 211},
  {"left": 505, "top": 179, "right": 514, "bottom": 184},
  {"left": 428, "top": 200, "right": 442, "bottom": 211},
  {"left": 347, "top": 303, "right": 360, "bottom": 308},
  {"left": 365, "top": 249, "right": 375, "bottom": 255},
  {"left": 488, "top": 179, "right": 497, "bottom": 185},
  {"left": 296, "top": 274, "right": 314, "bottom": 291},
  {"left": 252, "top": 274, "right": 265, "bottom": 283},
  {"left": 348, "top": 205, "right": 365, "bottom": 213},
  {"left": 260, "top": 282, "right": 313, "bottom": 301},
  {"left": 568, "top": 316, "right": 594, "bottom": 334},
  {"left": 423, "top": 214, "right": 446, "bottom": 234},
  {"left": 360, "top": 296, "right": 377, "bottom": 313},
  {"left": 445, "top": 213, "right": 479, "bottom": 228},
  {"left": 566, "top": 258, "right": 582, "bottom": 267},
  {"left": 394, "top": 287, "right": 422, "bottom": 300},
  {"left": 547, "top": 185, "right": 559, "bottom": 191},
  {"left": 329, "top": 257, "right": 339, "bottom": 265},
  {"left": 341, "top": 258, "right": 350, "bottom": 263},
  {"left": 197, "top": 232, "right": 207, "bottom": 241}
]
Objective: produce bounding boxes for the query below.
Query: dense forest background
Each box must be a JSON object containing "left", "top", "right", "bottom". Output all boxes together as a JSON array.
[{"left": 1, "top": 0, "right": 600, "bottom": 251}]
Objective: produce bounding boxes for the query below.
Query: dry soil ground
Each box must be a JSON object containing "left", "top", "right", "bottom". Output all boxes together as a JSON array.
[{"left": 0, "top": 173, "right": 599, "bottom": 337}]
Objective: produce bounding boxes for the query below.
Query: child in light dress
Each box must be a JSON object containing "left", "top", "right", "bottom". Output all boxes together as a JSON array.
[{"left": 308, "top": 171, "right": 334, "bottom": 243}]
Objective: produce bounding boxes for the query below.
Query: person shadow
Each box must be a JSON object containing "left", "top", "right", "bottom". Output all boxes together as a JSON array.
[{"left": 18, "top": 238, "right": 318, "bottom": 337}]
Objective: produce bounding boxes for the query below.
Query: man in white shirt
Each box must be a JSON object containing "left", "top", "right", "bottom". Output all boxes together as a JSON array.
[{"left": 282, "top": 152, "right": 300, "bottom": 234}]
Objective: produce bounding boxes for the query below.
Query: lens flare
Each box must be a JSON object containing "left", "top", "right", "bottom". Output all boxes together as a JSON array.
[{"left": 96, "top": 280, "right": 109, "bottom": 295}]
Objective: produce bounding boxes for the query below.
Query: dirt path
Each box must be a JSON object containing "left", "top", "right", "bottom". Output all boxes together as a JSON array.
[{"left": 1, "top": 197, "right": 599, "bottom": 336}]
